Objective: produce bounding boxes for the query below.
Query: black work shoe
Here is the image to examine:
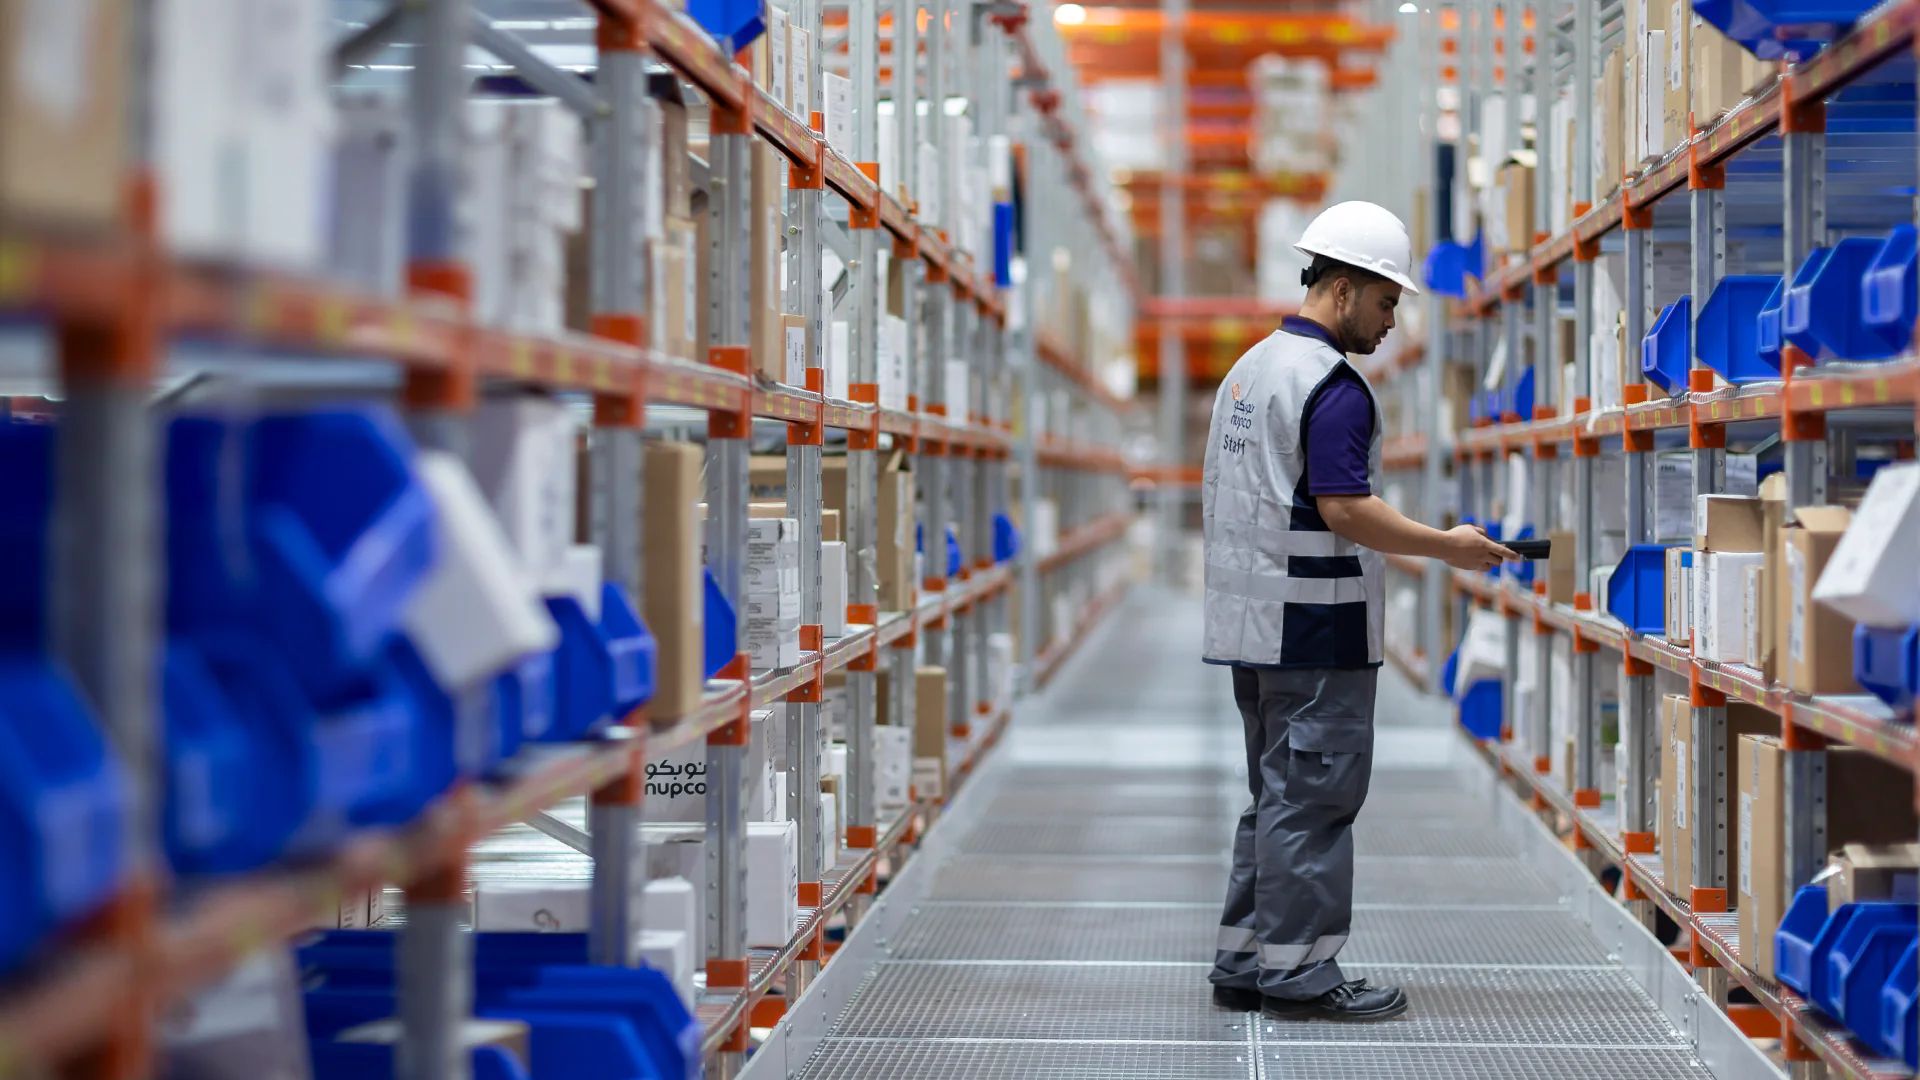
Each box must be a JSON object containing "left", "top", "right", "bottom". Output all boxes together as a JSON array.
[
  {"left": 1211, "top": 984, "right": 1263, "bottom": 1012},
  {"left": 1262, "top": 979, "right": 1408, "bottom": 1022}
]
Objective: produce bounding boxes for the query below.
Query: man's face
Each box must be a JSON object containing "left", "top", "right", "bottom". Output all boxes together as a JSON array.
[{"left": 1333, "top": 278, "right": 1403, "bottom": 356}]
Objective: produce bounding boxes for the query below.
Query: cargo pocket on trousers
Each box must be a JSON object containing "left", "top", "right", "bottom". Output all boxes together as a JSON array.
[{"left": 1282, "top": 718, "right": 1373, "bottom": 819}]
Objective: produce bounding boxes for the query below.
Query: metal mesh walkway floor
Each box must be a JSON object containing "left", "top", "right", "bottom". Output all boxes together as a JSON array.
[{"left": 792, "top": 590, "right": 1717, "bottom": 1079}]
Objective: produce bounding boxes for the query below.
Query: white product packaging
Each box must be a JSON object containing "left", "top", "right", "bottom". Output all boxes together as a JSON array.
[
  {"left": 644, "top": 741, "right": 711, "bottom": 823},
  {"left": 823, "top": 541, "right": 850, "bottom": 637},
  {"left": 784, "top": 319, "right": 807, "bottom": 386},
  {"left": 1454, "top": 607, "right": 1509, "bottom": 697},
  {"left": 636, "top": 930, "right": 695, "bottom": 1012},
  {"left": 821, "top": 790, "right": 841, "bottom": 870},
  {"left": 945, "top": 360, "right": 970, "bottom": 419},
  {"left": 874, "top": 725, "right": 912, "bottom": 808},
  {"left": 1813, "top": 462, "right": 1920, "bottom": 627},
  {"left": 328, "top": 95, "right": 409, "bottom": 293},
  {"left": 643, "top": 876, "right": 701, "bottom": 966},
  {"left": 1653, "top": 453, "right": 1694, "bottom": 542},
  {"left": 767, "top": 6, "right": 790, "bottom": 111},
  {"left": 1032, "top": 499, "right": 1061, "bottom": 558},
  {"left": 1693, "top": 551, "right": 1763, "bottom": 664},
  {"left": 789, "top": 28, "right": 811, "bottom": 119},
  {"left": 546, "top": 544, "right": 604, "bottom": 621},
  {"left": 402, "top": 451, "right": 559, "bottom": 690},
  {"left": 878, "top": 315, "right": 909, "bottom": 411},
  {"left": 470, "top": 396, "right": 579, "bottom": 583},
  {"left": 827, "top": 321, "right": 852, "bottom": 400},
  {"left": 987, "top": 632, "right": 1014, "bottom": 709},
  {"left": 1665, "top": 548, "right": 1693, "bottom": 646},
  {"left": 1744, "top": 563, "right": 1765, "bottom": 668},
  {"left": 156, "top": 0, "right": 335, "bottom": 270},
  {"left": 747, "top": 821, "right": 800, "bottom": 947},
  {"left": 823, "top": 73, "right": 853, "bottom": 159},
  {"left": 471, "top": 879, "right": 588, "bottom": 932}
]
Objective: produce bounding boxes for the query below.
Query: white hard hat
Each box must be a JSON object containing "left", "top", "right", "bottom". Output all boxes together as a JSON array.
[{"left": 1293, "top": 201, "right": 1421, "bottom": 295}]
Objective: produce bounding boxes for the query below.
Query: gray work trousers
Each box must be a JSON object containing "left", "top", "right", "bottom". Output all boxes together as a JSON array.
[{"left": 1209, "top": 664, "right": 1377, "bottom": 1000}]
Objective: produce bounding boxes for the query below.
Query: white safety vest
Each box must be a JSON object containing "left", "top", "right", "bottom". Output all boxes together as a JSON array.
[{"left": 1200, "top": 328, "right": 1385, "bottom": 669}]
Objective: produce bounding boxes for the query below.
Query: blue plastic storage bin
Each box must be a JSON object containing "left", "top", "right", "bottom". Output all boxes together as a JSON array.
[
  {"left": 309, "top": 1041, "right": 531, "bottom": 1080},
  {"left": 1783, "top": 239, "right": 1903, "bottom": 362},
  {"left": 993, "top": 202, "right": 1015, "bottom": 288},
  {"left": 1503, "top": 525, "right": 1536, "bottom": 587},
  {"left": 1606, "top": 545, "right": 1673, "bottom": 634},
  {"left": 944, "top": 526, "right": 962, "bottom": 578},
  {"left": 0, "top": 658, "right": 128, "bottom": 973},
  {"left": 165, "top": 409, "right": 437, "bottom": 702},
  {"left": 1459, "top": 680, "right": 1503, "bottom": 740},
  {"left": 702, "top": 569, "right": 736, "bottom": 679},
  {"left": 1692, "top": 0, "right": 1876, "bottom": 59},
  {"left": 1757, "top": 277, "right": 1787, "bottom": 373},
  {"left": 993, "top": 513, "right": 1019, "bottom": 563},
  {"left": 1776, "top": 884, "right": 1832, "bottom": 996},
  {"left": 1642, "top": 297, "right": 1692, "bottom": 392},
  {"left": 1827, "top": 914, "right": 1920, "bottom": 1053},
  {"left": 1821, "top": 904, "right": 1919, "bottom": 1024},
  {"left": 0, "top": 422, "right": 53, "bottom": 649},
  {"left": 493, "top": 651, "right": 556, "bottom": 756},
  {"left": 686, "top": 0, "right": 767, "bottom": 49},
  {"left": 1863, "top": 226, "right": 1920, "bottom": 355},
  {"left": 1697, "top": 275, "right": 1782, "bottom": 384},
  {"left": 1854, "top": 623, "right": 1918, "bottom": 714},
  {"left": 1884, "top": 939, "right": 1919, "bottom": 1069},
  {"left": 1421, "top": 232, "right": 1486, "bottom": 299}
]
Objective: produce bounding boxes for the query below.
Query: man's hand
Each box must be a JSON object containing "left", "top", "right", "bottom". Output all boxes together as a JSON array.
[{"left": 1440, "top": 523, "right": 1519, "bottom": 572}]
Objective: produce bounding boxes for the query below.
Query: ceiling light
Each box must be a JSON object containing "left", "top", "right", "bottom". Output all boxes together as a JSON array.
[
  {"left": 1055, "top": 4, "right": 1088, "bottom": 26},
  {"left": 1398, "top": 2, "right": 1419, "bottom": 11}
]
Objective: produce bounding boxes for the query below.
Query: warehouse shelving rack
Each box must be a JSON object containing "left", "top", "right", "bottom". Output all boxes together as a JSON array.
[
  {"left": 1370, "top": 0, "right": 1920, "bottom": 1072},
  {"left": 0, "top": 1, "right": 1137, "bottom": 1077}
]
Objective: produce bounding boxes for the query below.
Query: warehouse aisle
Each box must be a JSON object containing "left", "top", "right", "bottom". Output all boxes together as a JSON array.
[{"left": 794, "top": 588, "right": 1723, "bottom": 1080}]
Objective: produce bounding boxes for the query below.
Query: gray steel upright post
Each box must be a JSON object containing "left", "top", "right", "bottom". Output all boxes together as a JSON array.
[
  {"left": 587, "top": 34, "right": 647, "bottom": 971},
  {"left": 1780, "top": 111, "right": 1829, "bottom": 934},
  {"left": 847, "top": 0, "right": 885, "bottom": 885},
  {"left": 1157, "top": 0, "right": 1188, "bottom": 581},
  {"left": 1016, "top": 142, "right": 1045, "bottom": 689},
  {"left": 399, "top": 4, "right": 476, "bottom": 1078}
]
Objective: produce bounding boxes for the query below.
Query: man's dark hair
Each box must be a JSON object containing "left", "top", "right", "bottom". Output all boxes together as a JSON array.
[{"left": 1300, "top": 254, "right": 1389, "bottom": 295}]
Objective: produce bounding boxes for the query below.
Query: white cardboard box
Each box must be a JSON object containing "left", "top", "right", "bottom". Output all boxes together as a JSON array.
[
  {"left": 747, "top": 821, "right": 799, "bottom": 948},
  {"left": 403, "top": 451, "right": 559, "bottom": 690},
  {"left": 643, "top": 876, "right": 701, "bottom": 964},
  {"left": 1813, "top": 462, "right": 1920, "bottom": 627},
  {"left": 875, "top": 725, "right": 912, "bottom": 808},
  {"left": 823, "top": 73, "right": 852, "bottom": 159},
  {"left": 1694, "top": 551, "right": 1762, "bottom": 664},
  {"left": 823, "top": 541, "right": 849, "bottom": 637},
  {"left": 637, "top": 929, "right": 695, "bottom": 1012},
  {"left": 471, "top": 879, "right": 588, "bottom": 932},
  {"left": 471, "top": 396, "right": 578, "bottom": 581}
]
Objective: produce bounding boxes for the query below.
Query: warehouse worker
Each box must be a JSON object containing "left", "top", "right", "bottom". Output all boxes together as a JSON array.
[{"left": 1201, "top": 201, "right": 1515, "bottom": 1021}]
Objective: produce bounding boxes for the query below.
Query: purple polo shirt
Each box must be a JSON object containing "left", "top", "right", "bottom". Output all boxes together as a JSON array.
[{"left": 1281, "top": 316, "right": 1375, "bottom": 497}]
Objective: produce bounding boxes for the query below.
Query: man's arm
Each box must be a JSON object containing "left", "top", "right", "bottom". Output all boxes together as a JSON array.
[{"left": 1319, "top": 494, "right": 1517, "bottom": 573}]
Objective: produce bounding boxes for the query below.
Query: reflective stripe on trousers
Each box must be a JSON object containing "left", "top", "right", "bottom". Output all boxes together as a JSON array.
[{"left": 1209, "top": 663, "right": 1377, "bottom": 1001}]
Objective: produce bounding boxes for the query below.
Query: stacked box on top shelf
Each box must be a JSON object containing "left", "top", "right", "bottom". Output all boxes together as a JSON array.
[
  {"left": 747, "top": 513, "right": 802, "bottom": 671},
  {"left": 468, "top": 98, "right": 586, "bottom": 334}
]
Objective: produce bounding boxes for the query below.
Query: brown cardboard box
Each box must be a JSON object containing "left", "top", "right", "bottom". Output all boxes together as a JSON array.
[
  {"left": 1661, "top": 694, "right": 1686, "bottom": 889},
  {"left": 1599, "top": 47, "right": 1625, "bottom": 194},
  {"left": 1661, "top": 1, "right": 1692, "bottom": 149},
  {"left": 1546, "top": 530, "right": 1578, "bottom": 605},
  {"left": 913, "top": 666, "right": 947, "bottom": 758},
  {"left": 1740, "top": 739, "right": 1918, "bottom": 977},
  {"left": 1695, "top": 495, "right": 1765, "bottom": 552},
  {"left": 750, "top": 142, "right": 785, "bottom": 382},
  {"left": 643, "top": 442, "right": 706, "bottom": 720},
  {"left": 1692, "top": 18, "right": 1750, "bottom": 123},
  {"left": 823, "top": 509, "right": 841, "bottom": 543},
  {"left": 749, "top": 501, "right": 792, "bottom": 519},
  {"left": 1757, "top": 475, "right": 1787, "bottom": 681},
  {"left": 1784, "top": 505, "right": 1855, "bottom": 694},
  {"left": 878, "top": 450, "right": 915, "bottom": 610},
  {"left": 1827, "top": 843, "right": 1920, "bottom": 912},
  {"left": 0, "top": 0, "right": 127, "bottom": 227},
  {"left": 1441, "top": 364, "right": 1477, "bottom": 436},
  {"left": 1670, "top": 702, "right": 1770, "bottom": 899},
  {"left": 1500, "top": 159, "right": 1535, "bottom": 255},
  {"left": 752, "top": 454, "right": 788, "bottom": 501}
]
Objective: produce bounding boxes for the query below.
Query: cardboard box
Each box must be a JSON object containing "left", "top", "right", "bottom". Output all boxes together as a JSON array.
[
  {"left": 1784, "top": 505, "right": 1856, "bottom": 695},
  {"left": 750, "top": 142, "right": 785, "bottom": 382},
  {"left": 766, "top": 6, "right": 790, "bottom": 111},
  {"left": 1669, "top": 700, "right": 1773, "bottom": 897},
  {"left": 1499, "top": 157, "right": 1536, "bottom": 255},
  {"left": 790, "top": 29, "right": 811, "bottom": 118},
  {"left": 1692, "top": 17, "right": 1749, "bottom": 123},
  {"left": 746, "top": 821, "right": 799, "bottom": 947},
  {"left": 0, "top": 0, "right": 128, "bottom": 227},
  {"left": 1758, "top": 478, "right": 1788, "bottom": 681},
  {"left": 643, "top": 441, "right": 706, "bottom": 720},
  {"left": 1694, "top": 551, "right": 1763, "bottom": 664},
  {"left": 653, "top": 75, "right": 692, "bottom": 219},
  {"left": 914, "top": 666, "right": 947, "bottom": 758},
  {"left": 1827, "top": 843, "right": 1920, "bottom": 912},
  {"left": 1740, "top": 738, "right": 1920, "bottom": 977},
  {"left": 878, "top": 449, "right": 916, "bottom": 610},
  {"left": 1665, "top": 547, "right": 1693, "bottom": 646},
  {"left": 1743, "top": 562, "right": 1765, "bottom": 667},
  {"left": 1661, "top": 693, "right": 1686, "bottom": 889},
  {"left": 658, "top": 216, "right": 699, "bottom": 361},
  {"left": 822, "top": 509, "right": 841, "bottom": 543},
  {"left": 1813, "top": 462, "right": 1920, "bottom": 627},
  {"left": 1599, "top": 46, "right": 1625, "bottom": 194},
  {"left": 781, "top": 313, "right": 809, "bottom": 387},
  {"left": 823, "top": 540, "right": 848, "bottom": 636},
  {"left": 1695, "top": 495, "right": 1765, "bottom": 552},
  {"left": 1662, "top": 2, "right": 1692, "bottom": 149},
  {"left": 1546, "top": 529, "right": 1577, "bottom": 605}
]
